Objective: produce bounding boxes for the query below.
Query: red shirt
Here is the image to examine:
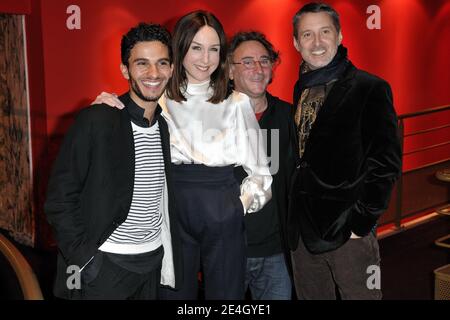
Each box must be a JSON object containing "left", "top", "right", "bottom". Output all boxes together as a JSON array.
[{"left": 255, "top": 111, "right": 264, "bottom": 121}]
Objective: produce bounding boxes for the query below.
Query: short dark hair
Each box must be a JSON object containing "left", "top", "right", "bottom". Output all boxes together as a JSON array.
[
  {"left": 228, "top": 31, "right": 280, "bottom": 65},
  {"left": 121, "top": 23, "right": 172, "bottom": 67},
  {"left": 292, "top": 2, "right": 341, "bottom": 39},
  {"left": 166, "top": 10, "right": 230, "bottom": 104}
]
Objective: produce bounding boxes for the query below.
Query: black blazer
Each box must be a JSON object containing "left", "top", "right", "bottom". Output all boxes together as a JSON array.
[
  {"left": 45, "top": 95, "right": 182, "bottom": 298},
  {"left": 234, "top": 92, "right": 297, "bottom": 274},
  {"left": 288, "top": 62, "right": 402, "bottom": 254}
]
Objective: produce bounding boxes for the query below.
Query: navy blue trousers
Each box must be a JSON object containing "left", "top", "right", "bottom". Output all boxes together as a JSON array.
[{"left": 161, "top": 164, "right": 246, "bottom": 300}]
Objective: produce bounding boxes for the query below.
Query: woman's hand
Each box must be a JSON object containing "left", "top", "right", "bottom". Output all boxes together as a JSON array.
[{"left": 91, "top": 92, "right": 125, "bottom": 109}]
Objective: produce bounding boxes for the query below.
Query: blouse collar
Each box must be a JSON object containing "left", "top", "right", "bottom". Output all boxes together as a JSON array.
[{"left": 184, "top": 80, "right": 213, "bottom": 97}]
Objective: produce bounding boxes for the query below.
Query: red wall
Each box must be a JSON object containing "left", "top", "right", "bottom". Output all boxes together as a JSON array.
[
  {"left": 23, "top": 0, "right": 449, "bottom": 172},
  {"left": 1, "top": 0, "right": 448, "bottom": 248},
  {"left": 0, "top": 0, "right": 30, "bottom": 14},
  {"left": 2, "top": 0, "right": 450, "bottom": 211}
]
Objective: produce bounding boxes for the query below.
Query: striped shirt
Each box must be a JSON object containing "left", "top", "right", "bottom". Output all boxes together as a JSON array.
[{"left": 99, "top": 121, "right": 165, "bottom": 254}]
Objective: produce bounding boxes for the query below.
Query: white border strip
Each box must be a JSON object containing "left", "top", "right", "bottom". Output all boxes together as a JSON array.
[{"left": 22, "top": 15, "right": 35, "bottom": 245}]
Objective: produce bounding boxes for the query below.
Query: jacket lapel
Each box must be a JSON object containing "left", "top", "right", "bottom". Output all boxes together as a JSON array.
[
  {"left": 111, "top": 109, "right": 135, "bottom": 212},
  {"left": 299, "top": 64, "right": 356, "bottom": 160},
  {"left": 157, "top": 113, "right": 172, "bottom": 178},
  {"left": 316, "top": 64, "right": 356, "bottom": 120},
  {"left": 307, "top": 64, "right": 356, "bottom": 132}
]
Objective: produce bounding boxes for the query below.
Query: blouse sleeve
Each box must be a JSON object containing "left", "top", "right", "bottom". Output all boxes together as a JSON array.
[{"left": 234, "top": 92, "right": 272, "bottom": 214}]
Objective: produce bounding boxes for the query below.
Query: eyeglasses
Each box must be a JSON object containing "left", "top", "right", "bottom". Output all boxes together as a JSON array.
[{"left": 232, "top": 58, "right": 272, "bottom": 70}]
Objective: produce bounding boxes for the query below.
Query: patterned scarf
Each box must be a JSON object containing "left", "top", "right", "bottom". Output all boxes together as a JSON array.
[{"left": 295, "top": 45, "right": 349, "bottom": 158}]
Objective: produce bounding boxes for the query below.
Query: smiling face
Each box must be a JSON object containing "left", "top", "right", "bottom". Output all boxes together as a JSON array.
[
  {"left": 293, "top": 11, "right": 342, "bottom": 70},
  {"left": 182, "top": 25, "right": 220, "bottom": 84},
  {"left": 121, "top": 41, "right": 172, "bottom": 106},
  {"left": 230, "top": 40, "right": 272, "bottom": 99}
]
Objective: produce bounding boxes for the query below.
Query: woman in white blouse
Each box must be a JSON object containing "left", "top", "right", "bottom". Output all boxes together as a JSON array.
[{"left": 93, "top": 11, "right": 272, "bottom": 299}]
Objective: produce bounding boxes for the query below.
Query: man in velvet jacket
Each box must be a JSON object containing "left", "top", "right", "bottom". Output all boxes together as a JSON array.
[
  {"left": 287, "top": 3, "right": 402, "bottom": 299},
  {"left": 45, "top": 23, "right": 182, "bottom": 299}
]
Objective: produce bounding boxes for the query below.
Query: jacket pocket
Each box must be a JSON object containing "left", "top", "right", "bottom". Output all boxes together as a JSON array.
[{"left": 81, "top": 251, "right": 103, "bottom": 285}]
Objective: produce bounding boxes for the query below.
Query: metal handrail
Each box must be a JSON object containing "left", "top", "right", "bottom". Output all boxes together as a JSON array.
[
  {"left": 403, "top": 141, "right": 450, "bottom": 156},
  {"left": 404, "top": 124, "right": 450, "bottom": 138},
  {"left": 394, "top": 104, "right": 450, "bottom": 229},
  {"left": 398, "top": 104, "right": 450, "bottom": 155},
  {"left": 398, "top": 105, "right": 450, "bottom": 120}
]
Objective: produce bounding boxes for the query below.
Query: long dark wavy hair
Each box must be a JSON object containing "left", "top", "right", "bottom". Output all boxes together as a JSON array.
[{"left": 166, "top": 10, "right": 231, "bottom": 104}]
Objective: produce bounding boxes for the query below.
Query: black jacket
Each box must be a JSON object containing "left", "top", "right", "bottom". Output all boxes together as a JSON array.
[
  {"left": 288, "top": 62, "right": 402, "bottom": 254},
  {"left": 235, "top": 92, "right": 296, "bottom": 269},
  {"left": 45, "top": 94, "right": 182, "bottom": 298}
]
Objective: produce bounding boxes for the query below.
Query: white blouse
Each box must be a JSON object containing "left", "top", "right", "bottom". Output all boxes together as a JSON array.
[{"left": 158, "top": 81, "right": 272, "bottom": 213}]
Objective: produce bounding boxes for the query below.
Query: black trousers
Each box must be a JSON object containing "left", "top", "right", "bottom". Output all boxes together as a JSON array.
[
  {"left": 79, "top": 246, "right": 163, "bottom": 300},
  {"left": 291, "top": 232, "right": 382, "bottom": 300},
  {"left": 161, "top": 164, "right": 246, "bottom": 300}
]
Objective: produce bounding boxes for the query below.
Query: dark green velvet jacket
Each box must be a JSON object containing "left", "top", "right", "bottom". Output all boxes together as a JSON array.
[{"left": 288, "top": 62, "right": 402, "bottom": 254}]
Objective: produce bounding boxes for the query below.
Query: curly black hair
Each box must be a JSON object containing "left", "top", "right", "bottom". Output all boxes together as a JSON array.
[
  {"left": 121, "top": 23, "right": 172, "bottom": 67},
  {"left": 228, "top": 31, "right": 280, "bottom": 65}
]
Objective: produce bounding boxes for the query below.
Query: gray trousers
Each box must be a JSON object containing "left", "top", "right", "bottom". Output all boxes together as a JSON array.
[{"left": 291, "top": 232, "right": 382, "bottom": 300}]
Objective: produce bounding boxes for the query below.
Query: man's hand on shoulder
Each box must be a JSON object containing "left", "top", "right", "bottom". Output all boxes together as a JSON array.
[{"left": 91, "top": 92, "right": 125, "bottom": 109}]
